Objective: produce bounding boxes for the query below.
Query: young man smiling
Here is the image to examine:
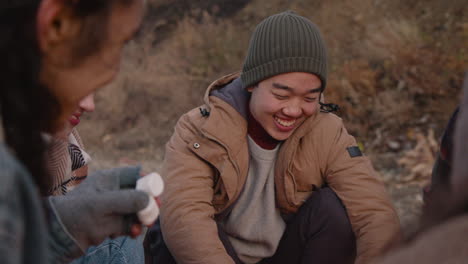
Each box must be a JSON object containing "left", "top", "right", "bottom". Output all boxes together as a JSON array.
[
  {"left": 146, "top": 11, "right": 400, "bottom": 264},
  {"left": 247, "top": 72, "right": 323, "bottom": 141}
]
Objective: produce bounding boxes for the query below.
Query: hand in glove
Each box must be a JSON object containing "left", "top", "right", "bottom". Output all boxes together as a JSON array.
[{"left": 47, "top": 166, "right": 149, "bottom": 252}]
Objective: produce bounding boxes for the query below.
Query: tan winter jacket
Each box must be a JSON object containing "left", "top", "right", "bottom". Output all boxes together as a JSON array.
[{"left": 160, "top": 73, "right": 401, "bottom": 264}]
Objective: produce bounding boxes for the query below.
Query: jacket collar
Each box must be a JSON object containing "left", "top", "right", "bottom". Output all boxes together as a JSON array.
[
  {"left": 200, "top": 72, "right": 248, "bottom": 156},
  {"left": 203, "top": 72, "right": 244, "bottom": 113}
]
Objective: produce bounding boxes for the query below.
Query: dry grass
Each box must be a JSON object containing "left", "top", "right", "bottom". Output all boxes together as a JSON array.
[
  {"left": 80, "top": 0, "right": 467, "bottom": 176},
  {"left": 72, "top": 0, "right": 468, "bottom": 233},
  {"left": 79, "top": 10, "right": 249, "bottom": 168},
  {"left": 397, "top": 129, "right": 438, "bottom": 184}
]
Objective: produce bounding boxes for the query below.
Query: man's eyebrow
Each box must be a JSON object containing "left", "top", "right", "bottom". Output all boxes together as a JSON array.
[
  {"left": 272, "top": 82, "right": 292, "bottom": 91},
  {"left": 309, "top": 87, "right": 322, "bottom": 93},
  {"left": 272, "top": 82, "right": 322, "bottom": 93}
]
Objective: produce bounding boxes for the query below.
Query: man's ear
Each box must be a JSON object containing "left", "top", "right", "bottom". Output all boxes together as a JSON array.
[
  {"left": 247, "top": 85, "right": 255, "bottom": 92},
  {"left": 36, "top": 0, "right": 81, "bottom": 54}
]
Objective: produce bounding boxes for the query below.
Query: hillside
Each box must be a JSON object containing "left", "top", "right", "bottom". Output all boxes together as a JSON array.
[{"left": 79, "top": 0, "right": 468, "bottom": 233}]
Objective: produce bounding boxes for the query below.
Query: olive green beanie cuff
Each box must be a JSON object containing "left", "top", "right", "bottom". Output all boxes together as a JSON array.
[{"left": 241, "top": 57, "right": 327, "bottom": 90}]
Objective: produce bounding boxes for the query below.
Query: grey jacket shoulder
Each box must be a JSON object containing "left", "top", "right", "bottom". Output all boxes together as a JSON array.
[
  {"left": 0, "top": 144, "right": 50, "bottom": 263},
  {"left": 0, "top": 144, "right": 81, "bottom": 263},
  {"left": 0, "top": 144, "right": 28, "bottom": 193}
]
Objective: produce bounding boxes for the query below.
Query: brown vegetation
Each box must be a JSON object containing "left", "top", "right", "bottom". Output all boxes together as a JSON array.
[{"left": 79, "top": 0, "right": 468, "bottom": 231}]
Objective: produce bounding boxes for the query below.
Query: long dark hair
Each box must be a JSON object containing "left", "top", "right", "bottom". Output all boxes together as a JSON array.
[
  {"left": 0, "top": 3, "right": 56, "bottom": 194},
  {"left": 0, "top": 0, "right": 133, "bottom": 194}
]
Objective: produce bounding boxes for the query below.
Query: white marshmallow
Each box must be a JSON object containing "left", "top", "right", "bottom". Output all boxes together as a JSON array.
[
  {"left": 136, "top": 172, "right": 164, "bottom": 226},
  {"left": 136, "top": 172, "right": 164, "bottom": 197},
  {"left": 137, "top": 194, "right": 159, "bottom": 226}
]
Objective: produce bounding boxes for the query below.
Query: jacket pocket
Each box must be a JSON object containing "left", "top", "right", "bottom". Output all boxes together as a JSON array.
[{"left": 187, "top": 138, "right": 231, "bottom": 211}]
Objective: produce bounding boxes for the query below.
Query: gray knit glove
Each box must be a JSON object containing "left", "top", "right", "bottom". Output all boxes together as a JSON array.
[{"left": 48, "top": 166, "right": 149, "bottom": 252}]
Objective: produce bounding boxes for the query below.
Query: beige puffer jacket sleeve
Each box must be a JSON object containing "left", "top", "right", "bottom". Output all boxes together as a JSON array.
[
  {"left": 321, "top": 117, "right": 401, "bottom": 264},
  {"left": 160, "top": 112, "right": 235, "bottom": 264}
]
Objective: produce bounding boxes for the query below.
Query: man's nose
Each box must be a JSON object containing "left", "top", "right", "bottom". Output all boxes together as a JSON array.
[{"left": 282, "top": 102, "right": 303, "bottom": 117}]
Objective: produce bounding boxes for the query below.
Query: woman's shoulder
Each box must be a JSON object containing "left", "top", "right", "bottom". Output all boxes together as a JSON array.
[
  {"left": 0, "top": 143, "right": 31, "bottom": 195},
  {"left": 0, "top": 143, "right": 28, "bottom": 171}
]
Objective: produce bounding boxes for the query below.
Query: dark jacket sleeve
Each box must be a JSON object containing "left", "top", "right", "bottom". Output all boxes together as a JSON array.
[
  {"left": 452, "top": 74, "right": 468, "bottom": 194},
  {"left": 427, "top": 108, "right": 459, "bottom": 198}
]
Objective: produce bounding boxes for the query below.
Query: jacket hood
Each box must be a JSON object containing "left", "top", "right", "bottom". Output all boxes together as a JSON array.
[
  {"left": 210, "top": 77, "right": 250, "bottom": 120},
  {"left": 202, "top": 72, "right": 251, "bottom": 120}
]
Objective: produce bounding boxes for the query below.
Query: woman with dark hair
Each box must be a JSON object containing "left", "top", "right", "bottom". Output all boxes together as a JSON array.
[
  {"left": 45, "top": 93, "right": 147, "bottom": 263},
  {"left": 0, "top": 0, "right": 150, "bottom": 263}
]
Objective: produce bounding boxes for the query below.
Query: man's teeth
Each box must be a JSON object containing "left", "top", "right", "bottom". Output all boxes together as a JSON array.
[{"left": 275, "top": 117, "right": 296, "bottom": 127}]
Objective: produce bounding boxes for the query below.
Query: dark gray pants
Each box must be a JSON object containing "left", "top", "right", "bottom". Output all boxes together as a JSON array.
[{"left": 144, "top": 187, "right": 356, "bottom": 264}]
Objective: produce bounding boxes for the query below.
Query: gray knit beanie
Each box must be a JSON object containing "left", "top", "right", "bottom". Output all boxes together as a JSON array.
[{"left": 241, "top": 11, "right": 328, "bottom": 90}]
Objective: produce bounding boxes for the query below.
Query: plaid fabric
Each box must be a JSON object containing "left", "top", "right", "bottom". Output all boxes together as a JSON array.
[{"left": 46, "top": 129, "right": 91, "bottom": 196}]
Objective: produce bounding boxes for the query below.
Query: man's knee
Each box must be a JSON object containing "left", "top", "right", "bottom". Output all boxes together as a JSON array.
[
  {"left": 301, "top": 187, "right": 356, "bottom": 246},
  {"left": 320, "top": 188, "right": 353, "bottom": 233}
]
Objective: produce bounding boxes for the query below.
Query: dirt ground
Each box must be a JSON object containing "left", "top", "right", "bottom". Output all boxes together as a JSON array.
[{"left": 79, "top": 0, "right": 467, "bottom": 236}]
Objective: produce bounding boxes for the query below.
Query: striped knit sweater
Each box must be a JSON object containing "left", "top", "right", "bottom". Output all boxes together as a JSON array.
[{"left": 47, "top": 128, "right": 91, "bottom": 196}]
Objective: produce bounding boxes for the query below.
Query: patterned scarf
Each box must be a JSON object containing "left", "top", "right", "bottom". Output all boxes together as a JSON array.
[{"left": 46, "top": 128, "right": 91, "bottom": 196}]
